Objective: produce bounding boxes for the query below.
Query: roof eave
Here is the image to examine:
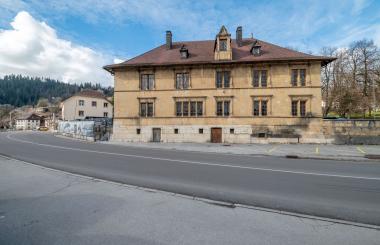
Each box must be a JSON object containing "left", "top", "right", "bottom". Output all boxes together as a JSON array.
[{"left": 104, "top": 57, "right": 337, "bottom": 70}]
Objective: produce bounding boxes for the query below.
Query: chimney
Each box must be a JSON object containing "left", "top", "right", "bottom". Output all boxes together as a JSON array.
[
  {"left": 236, "top": 26, "right": 242, "bottom": 47},
  {"left": 166, "top": 30, "right": 172, "bottom": 50}
]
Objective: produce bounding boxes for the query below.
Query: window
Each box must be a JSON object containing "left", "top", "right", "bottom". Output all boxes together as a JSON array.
[
  {"left": 291, "top": 101, "right": 298, "bottom": 116},
  {"left": 261, "top": 100, "right": 268, "bottom": 116},
  {"left": 79, "top": 100, "right": 84, "bottom": 106},
  {"left": 216, "top": 100, "right": 230, "bottom": 116},
  {"left": 78, "top": 110, "right": 84, "bottom": 116},
  {"left": 183, "top": 102, "right": 189, "bottom": 116},
  {"left": 253, "top": 100, "right": 260, "bottom": 116},
  {"left": 136, "top": 128, "right": 141, "bottom": 134},
  {"left": 300, "top": 101, "right": 306, "bottom": 117},
  {"left": 140, "top": 102, "right": 154, "bottom": 117},
  {"left": 291, "top": 69, "right": 298, "bottom": 86},
  {"left": 216, "top": 71, "right": 231, "bottom": 88},
  {"left": 199, "top": 128, "right": 203, "bottom": 134},
  {"left": 176, "top": 102, "right": 182, "bottom": 116},
  {"left": 92, "top": 101, "right": 97, "bottom": 107},
  {"left": 219, "top": 39, "right": 227, "bottom": 51},
  {"left": 103, "top": 112, "right": 108, "bottom": 117},
  {"left": 291, "top": 69, "right": 307, "bottom": 87},
  {"left": 176, "top": 101, "right": 203, "bottom": 117},
  {"left": 261, "top": 70, "right": 267, "bottom": 87},
  {"left": 291, "top": 100, "right": 307, "bottom": 117},
  {"left": 300, "top": 69, "right": 306, "bottom": 86},
  {"left": 253, "top": 100, "right": 268, "bottom": 116},
  {"left": 253, "top": 70, "right": 260, "bottom": 87},
  {"left": 190, "top": 102, "right": 196, "bottom": 116},
  {"left": 104, "top": 102, "right": 108, "bottom": 108},
  {"left": 230, "top": 128, "right": 235, "bottom": 134},
  {"left": 253, "top": 70, "right": 267, "bottom": 87},
  {"left": 174, "top": 128, "right": 179, "bottom": 134},
  {"left": 140, "top": 74, "right": 155, "bottom": 90},
  {"left": 176, "top": 73, "right": 189, "bottom": 89}
]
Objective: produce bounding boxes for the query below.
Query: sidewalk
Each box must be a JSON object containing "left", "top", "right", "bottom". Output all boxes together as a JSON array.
[
  {"left": 0, "top": 156, "right": 379, "bottom": 245},
  {"left": 105, "top": 141, "right": 380, "bottom": 161}
]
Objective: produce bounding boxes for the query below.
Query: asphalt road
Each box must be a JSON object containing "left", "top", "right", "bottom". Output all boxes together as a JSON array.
[{"left": 1, "top": 131, "right": 380, "bottom": 226}]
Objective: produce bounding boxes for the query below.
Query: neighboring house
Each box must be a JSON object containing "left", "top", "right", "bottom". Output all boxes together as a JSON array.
[
  {"left": 104, "top": 26, "right": 334, "bottom": 143},
  {"left": 15, "top": 113, "right": 43, "bottom": 130},
  {"left": 61, "top": 90, "right": 113, "bottom": 121}
]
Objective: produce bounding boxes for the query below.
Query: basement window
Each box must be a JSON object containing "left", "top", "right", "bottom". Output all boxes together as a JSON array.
[
  {"left": 199, "top": 128, "right": 203, "bottom": 134},
  {"left": 230, "top": 128, "right": 235, "bottom": 134},
  {"left": 258, "top": 132, "right": 266, "bottom": 138},
  {"left": 136, "top": 128, "right": 141, "bottom": 134},
  {"left": 174, "top": 128, "right": 179, "bottom": 134}
]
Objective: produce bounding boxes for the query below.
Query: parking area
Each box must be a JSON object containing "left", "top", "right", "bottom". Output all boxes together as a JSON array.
[{"left": 105, "top": 141, "right": 380, "bottom": 161}]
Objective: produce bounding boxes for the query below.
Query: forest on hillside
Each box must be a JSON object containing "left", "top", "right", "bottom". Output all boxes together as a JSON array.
[{"left": 0, "top": 74, "right": 113, "bottom": 107}]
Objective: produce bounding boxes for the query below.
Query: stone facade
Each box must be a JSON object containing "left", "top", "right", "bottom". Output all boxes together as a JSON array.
[{"left": 106, "top": 26, "right": 334, "bottom": 143}]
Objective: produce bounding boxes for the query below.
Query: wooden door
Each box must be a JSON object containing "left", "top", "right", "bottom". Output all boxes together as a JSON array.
[
  {"left": 211, "top": 128, "right": 222, "bottom": 143},
  {"left": 152, "top": 128, "right": 161, "bottom": 142}
]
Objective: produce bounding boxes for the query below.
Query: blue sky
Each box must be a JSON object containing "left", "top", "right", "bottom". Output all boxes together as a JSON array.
[{"left": 0, "top": 0, "right": 380, "bottom": 85}]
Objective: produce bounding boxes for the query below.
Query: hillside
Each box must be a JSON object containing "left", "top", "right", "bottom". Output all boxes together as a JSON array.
[{"left": 0, "top": 75, "right": 113, "bottom": 107}]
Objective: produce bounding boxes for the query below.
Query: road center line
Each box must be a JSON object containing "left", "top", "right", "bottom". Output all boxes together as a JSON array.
[{"left": 5, "top": 133, "right": 380, "bottom": 181}]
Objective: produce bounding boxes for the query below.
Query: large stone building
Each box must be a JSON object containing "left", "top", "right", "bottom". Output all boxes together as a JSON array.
[
  {"left": 61, "top": 90, "right": 113, "bottom": 121},
  {"left": 104, "top": 26, "right": 334, "bottom": 143}
]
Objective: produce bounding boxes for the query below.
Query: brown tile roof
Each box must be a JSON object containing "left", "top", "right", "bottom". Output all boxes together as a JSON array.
[
  {"left": 104, "top": 38, "right": 335, "bottom": 72},
  {"left": 75, "top": 90, "right": 106, "bottom": 99},
  {"left": 62, "top": 90, "right": 112, "bottom": 103}
]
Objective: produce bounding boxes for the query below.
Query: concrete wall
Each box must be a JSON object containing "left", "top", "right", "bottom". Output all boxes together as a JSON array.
[{"left": 58, "top": 121, "right": 94, "bottom": 141}]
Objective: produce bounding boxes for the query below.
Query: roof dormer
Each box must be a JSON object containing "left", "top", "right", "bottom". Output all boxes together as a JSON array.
[
  {"left": 214, "top": 25, "right": 232, "bottom": 61},
  {"left": 251, "top": 40, "right": 262, "bottom": 56}
]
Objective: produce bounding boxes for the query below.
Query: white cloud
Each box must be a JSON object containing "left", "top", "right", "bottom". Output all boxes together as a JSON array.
[
  {"left": 0, "top": 11, "right": 113, "bottom": 86},
  {"left": 113, "top": 58, "right": 124, "bottom": 64}
]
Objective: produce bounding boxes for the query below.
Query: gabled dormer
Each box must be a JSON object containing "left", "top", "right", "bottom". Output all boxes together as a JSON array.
[{"left": 214, "top": 25, "right": 232, "bottom": 61}]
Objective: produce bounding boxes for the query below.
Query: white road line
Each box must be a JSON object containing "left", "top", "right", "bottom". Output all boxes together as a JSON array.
[{"left": 5, "top": 133, "right": 380, "bottom": 181}]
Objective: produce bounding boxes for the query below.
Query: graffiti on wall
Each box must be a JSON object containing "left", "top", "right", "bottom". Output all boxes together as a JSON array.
[{"left": 58, "top": 121, "right": 94, "bottom": 138}]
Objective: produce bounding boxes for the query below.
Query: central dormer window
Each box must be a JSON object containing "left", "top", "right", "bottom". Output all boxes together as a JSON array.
[
  {"left": 214, "top": 26, "right": 232, "bottom": 61},
  {"left": 219, "top": 39, "right": 227, "bottom": 51}
]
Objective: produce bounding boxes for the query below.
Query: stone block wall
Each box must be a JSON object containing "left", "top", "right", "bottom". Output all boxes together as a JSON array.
[{"left": 322, "top": 120, "right": 380, "bottom": 144}]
